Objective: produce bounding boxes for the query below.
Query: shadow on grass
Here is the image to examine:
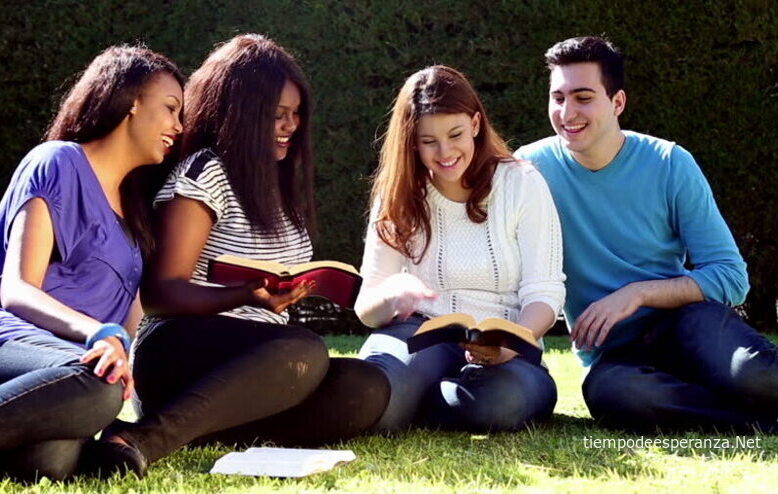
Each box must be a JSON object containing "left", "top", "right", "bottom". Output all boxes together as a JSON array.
[
  {"left": 322, "top": 333, "right": 778, "bottom": 486},
  {"left": 337, "top": 414, "right": 778, "bottom": 489},
  {"left": 3, "top": 424, "right": 775, "bottom": 492},
  {"left": 342, "top": 425, "right": 664, "bottom": 488}
]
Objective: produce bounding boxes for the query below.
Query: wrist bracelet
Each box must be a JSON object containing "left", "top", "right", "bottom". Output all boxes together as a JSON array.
[{"left": 86, "top": 323, "right": 131, "bottom": 353}]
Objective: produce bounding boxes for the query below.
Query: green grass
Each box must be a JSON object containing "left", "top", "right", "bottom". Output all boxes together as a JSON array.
[{"left": 3, "top": 335, "right": 777, "bottom": 493}]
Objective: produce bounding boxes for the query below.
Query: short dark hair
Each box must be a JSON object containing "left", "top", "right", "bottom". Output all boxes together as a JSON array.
[{"left": 545, "top": 36, "right": 624, "bottom": 97}]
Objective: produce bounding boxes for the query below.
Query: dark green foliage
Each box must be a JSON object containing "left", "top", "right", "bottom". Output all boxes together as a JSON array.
[{"left": 1, "top": 0, "right": 775, "bottom": 331}]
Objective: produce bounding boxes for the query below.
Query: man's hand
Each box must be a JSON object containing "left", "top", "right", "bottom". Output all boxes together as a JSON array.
[
  {"left": 462, "top": 343, "right": 518, "bottom": 366},
  {"left": 571, "top": 284, "right": 644, "bottom": 349}
]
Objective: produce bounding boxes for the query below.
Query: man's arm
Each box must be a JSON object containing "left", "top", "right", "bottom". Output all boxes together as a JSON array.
[
  {"left": 571, "top": 276, "right": 703, "bottom": 349},
  {"left": 573, "top": 145, "right": 746, "bottom": 349},
  {"left": 670, "top": 145, "right": 749, "bottom": 306}
]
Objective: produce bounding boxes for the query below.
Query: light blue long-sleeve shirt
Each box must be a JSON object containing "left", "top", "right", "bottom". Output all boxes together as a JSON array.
[{"left": 516, "top": 131, "right": 749, "bottom": 365}]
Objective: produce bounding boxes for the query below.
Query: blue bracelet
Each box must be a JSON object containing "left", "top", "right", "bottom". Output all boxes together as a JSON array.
[{"left": 86, "top": 323, "right": 131, "bottom": 353}]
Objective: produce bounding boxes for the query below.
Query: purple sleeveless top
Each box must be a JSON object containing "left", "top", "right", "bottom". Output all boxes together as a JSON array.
[{"left": 0, "top": 141, "right": 142, "bottom": 344}]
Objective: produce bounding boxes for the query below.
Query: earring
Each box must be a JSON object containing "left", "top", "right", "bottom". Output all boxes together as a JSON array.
[
  {"left": 473, "top": 131, "right": 479, "bottom": 137},
  {"left": 129, "top": 106, "right": 137, "bottom": 115}
]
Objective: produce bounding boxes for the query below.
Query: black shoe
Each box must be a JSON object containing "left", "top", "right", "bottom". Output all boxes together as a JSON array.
[{"left": 79, "top": 438, "right": 147, "bottom": 478}]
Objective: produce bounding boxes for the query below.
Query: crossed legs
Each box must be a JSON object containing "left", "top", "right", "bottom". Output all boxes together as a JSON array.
[{"left": 359, "top": 315, "right": 557, "bottom": 433}]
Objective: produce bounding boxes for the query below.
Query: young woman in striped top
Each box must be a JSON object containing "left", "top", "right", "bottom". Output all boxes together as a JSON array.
[{"left": 95, "top": 34, "right": 389, "bottom": 476}]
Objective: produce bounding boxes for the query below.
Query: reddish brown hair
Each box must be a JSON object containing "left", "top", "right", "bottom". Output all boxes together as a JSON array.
[{"left": 370, "top": 65, "right": 510, "bottom": 261}]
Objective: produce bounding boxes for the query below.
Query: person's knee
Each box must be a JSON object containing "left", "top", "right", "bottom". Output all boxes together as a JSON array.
[
  {"left": 65, "top": 367, "right": 124, "bottom": 434},
  {"left": 675, "top": 302, "right": 778, "bottom": 404},
  {"left": 455, "top": 366, "right": 557, "bottom": 431},
  {"left": 729, "top": 346, "right": 778, "bottom": 405},
  {"left": 257, "top": 327, "right": 330, "bottom": 388},
  {"left": 584, "top": 365, "right": 631, "bottom": 417},
  {"left": 367, "top": 357, "right": 426, "bottom": 433},
  {"left": 681, "top": 300, "right": 729, "bottom": 315},
  {"left": 329, "top": 359, "right": 390, "bottom": 404},
  {"left": 1, "top": 438, "right": 86, "bottom": 482},
  {"left": 325, "top": 359, "right": 390, "bottom": 431},
  {"left": 583, "top": 365, "right": 667, "bottom": 430},
  {"left": 87, "top": 377, "right": 124, "bottom": 427},
  {"left": 674, "top": 301, "right": 736, "bottom": 338},
  {"left": 275, "top": 326, "right": 328, "bottom": 360}
]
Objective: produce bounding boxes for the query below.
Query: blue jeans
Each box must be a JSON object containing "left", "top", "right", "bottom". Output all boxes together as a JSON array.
[
  {"left": 0, "top": 332, "right": 123, "bottom": 479},
  {"left": 584, "top": 301, "right": 778, "bottom": 432},
  {"left": 359, "top": 315, "right": 557, "bottom": 433}
]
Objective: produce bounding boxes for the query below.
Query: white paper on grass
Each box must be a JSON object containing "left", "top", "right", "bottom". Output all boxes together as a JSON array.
[{"left": 210, "top": 447, "right": 357, "bottom": 477}]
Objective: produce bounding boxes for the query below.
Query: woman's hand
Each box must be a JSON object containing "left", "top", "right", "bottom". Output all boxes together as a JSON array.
[
  {"left": 462, "top": 343, "right": 518, "bottom": 366},
  {"left": 384, "top": 273, "right": 438, "bottom": 321},
  {"left": 80, "top": 337, "right": 134, "bottom": 400},
  {"left": 248, "top": 279, "right": 315, "bottom": 313}
]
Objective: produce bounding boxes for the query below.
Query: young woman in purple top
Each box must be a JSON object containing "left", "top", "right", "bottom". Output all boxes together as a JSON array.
[{"left": 0, "top": 45, "right": 183, "bottom": 480}]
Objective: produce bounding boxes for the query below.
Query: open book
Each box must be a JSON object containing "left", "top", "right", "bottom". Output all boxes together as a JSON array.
[
  {"left": 210, "top": 447, "right": 356, "bottom": 477},
  {"left": 407, "top": 313, "right": 542, "bottom": 364},
  {"left": 207, "top": 254, "right": 362, "bottom": 309}
]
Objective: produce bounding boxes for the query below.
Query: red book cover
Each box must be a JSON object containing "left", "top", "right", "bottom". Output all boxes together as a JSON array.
[{"left": 207, "top": 255, "right": 362, "bottom": 309}]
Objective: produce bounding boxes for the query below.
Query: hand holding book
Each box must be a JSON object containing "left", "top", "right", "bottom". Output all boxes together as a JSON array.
[
  {"left": 247, "top": 278, "right": 316, "bottom": 314},
  {"left": 407, "top": 313, "right": 542, "bottom": 365},
  {"left": 463, "top": 344, "right": 518, "bottom": 366},
  {"left": 208, "top": 255, "right": 362, "bottom": 309}
]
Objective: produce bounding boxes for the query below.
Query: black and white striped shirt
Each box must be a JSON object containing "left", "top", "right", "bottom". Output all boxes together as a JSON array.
[{"left": 140, "top": 149, "right": 312, "bottom": 334}]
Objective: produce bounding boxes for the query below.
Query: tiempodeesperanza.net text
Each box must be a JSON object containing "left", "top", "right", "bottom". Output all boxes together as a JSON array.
[{"left": 582, "top": 436, "right": 762, "bottom": 450}]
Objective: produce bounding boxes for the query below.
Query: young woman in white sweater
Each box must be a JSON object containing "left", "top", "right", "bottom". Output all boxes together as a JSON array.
[{"left": 355, "top": 65, "right": 565, "bottom": 432}]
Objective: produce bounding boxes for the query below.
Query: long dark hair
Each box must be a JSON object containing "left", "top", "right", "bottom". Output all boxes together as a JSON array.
[
  {"left": 45, "top": 44, "right": 184, "bottom": 258},
  {"left": 371, "top": 65, "right": 510, "bottom": 261},
  {"left": 181, "top": 34, "right": 316, "bottom": 235}
]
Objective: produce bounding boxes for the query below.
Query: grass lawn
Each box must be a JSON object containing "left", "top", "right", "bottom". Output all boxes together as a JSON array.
[{"left": 2, "top": 335, "right": 776, "bottom": 493}]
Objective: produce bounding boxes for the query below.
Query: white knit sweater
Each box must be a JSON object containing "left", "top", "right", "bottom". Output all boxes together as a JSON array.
[{"left": 355, "top": 160, "right": 565, "bottom": 328}]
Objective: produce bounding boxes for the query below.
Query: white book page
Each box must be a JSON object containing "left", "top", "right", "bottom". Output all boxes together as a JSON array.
[{"left": 210, "top": 447, "right": 356, "bottom": 477}]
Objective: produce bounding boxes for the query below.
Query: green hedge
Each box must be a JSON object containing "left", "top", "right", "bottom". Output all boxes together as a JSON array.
[{"left": 1, "top": 0, "right": 776, "bottom": 331}]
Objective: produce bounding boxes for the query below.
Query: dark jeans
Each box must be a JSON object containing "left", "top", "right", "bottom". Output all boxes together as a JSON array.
[
  {"left": 359, "top": 315, "right": 557, "bottom": 433},
  {"left": 583, "top": 301, "right": 778, "bottom": 433},
  {"left": 116, "top": 315, "right": 388, "bottom": 462},
  {"left": 0, "top": 332, "right": 123, "bottom": 479}
]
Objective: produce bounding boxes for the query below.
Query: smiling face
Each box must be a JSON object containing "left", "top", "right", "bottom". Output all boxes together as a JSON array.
[
  {"left": 127, "top": 72, "right": 183, "bottom": 165},
  {"left": 274, "top": 80, "right": 301, "bottom": 161},
  {"left": 414, "top": 112, "right": 480, "bottom": 201},
  {"left": 548, "top": 62, "right": 626, "bottom": 170}
]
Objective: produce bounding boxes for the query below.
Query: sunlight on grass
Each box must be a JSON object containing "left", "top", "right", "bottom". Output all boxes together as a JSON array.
[{"left": 2, "top": 335, "right": 776, "bottom": 493}]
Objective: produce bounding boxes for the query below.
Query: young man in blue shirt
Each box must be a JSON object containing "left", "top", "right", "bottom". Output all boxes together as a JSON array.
[{"left": 516, "top": 36, "right": 777, "bottom": 432}]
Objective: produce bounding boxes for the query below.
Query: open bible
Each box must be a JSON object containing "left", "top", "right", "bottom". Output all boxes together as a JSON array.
[
  {"left": 210, "top": 447, "right": 356, "bottom": 477},
  {"left": 207, "top": 254, "right": 361, "bottom": 309},
  {"left": 407, "top": 313, "right": 542, "bottom": 364}
]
